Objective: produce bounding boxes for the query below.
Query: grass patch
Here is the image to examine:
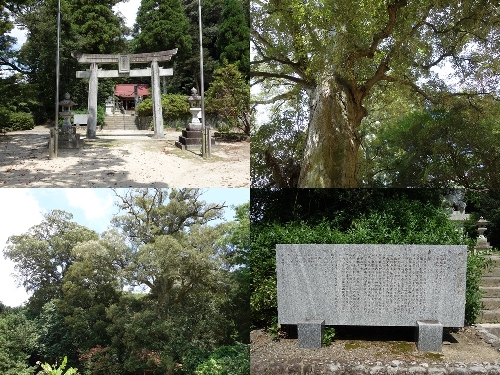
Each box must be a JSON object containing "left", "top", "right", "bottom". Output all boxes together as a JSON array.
[
  {"left": 344, "top": 341, "right": 371, "bottom": 350},
  {"left": 424, "top": 352, "right": 444, "bottom": 360},
  {"left": 388, "top": 341, "right": 414, "bottom": 354}
]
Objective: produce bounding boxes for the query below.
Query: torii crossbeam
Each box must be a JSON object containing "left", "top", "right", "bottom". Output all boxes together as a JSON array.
[{"left": 72, "top": 49, "right": 177, "bottom": 139}]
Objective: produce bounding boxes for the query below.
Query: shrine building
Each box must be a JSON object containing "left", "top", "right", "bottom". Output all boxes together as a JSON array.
[{"left": 114, "top": 84, "right": 150, "bottom": 111}]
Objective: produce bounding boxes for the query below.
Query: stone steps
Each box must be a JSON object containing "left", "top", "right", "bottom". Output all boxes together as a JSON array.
[
  {"left": 478, "top": 310, "right": 500, "bottom": 324},
  {"left": 480, "top": 255, "right": 500, "bottom": 323},
  {"left": 104, "top": 114, "right": 139, "bottom": 130},
  {"left": 482, "top": 297, "right": 500, "bottom": 310},
  {"left": 481, "top": 276, "right": 500, "bottom": 287},
  {"left": 482, "top": 287, "right": 500, "bottom": 298}
]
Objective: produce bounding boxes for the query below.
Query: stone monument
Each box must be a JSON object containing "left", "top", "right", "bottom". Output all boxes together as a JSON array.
[{"left": 276, "top": 244, "right": 468, "bottom": 351}]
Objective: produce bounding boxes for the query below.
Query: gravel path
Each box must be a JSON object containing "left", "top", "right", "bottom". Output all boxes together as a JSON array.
[
  {"left": 0, "top": 126, "right": 249, "bottom": 187},
  {"left": 251, "top": 326, "right": 500, "bottom": 374}
]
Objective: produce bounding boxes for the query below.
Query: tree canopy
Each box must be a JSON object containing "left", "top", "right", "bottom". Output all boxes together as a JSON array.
[
  {"left": 251, "top": 0, "right": 500, "bottom": 188},
  {"left": 2, "top": 189, "right": 250, "bottom": 374}
]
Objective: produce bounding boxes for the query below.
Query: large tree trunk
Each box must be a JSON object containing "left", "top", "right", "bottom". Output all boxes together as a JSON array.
[{"left": 298, "top": 79, "right": 364, "bottom": 188}]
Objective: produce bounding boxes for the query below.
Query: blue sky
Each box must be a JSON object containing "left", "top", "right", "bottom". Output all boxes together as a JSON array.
[{"left": 0, "top": 188, "right": 249, "bottom": 307}]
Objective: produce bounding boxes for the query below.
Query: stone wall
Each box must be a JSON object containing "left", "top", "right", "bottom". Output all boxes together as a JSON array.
[{"left": 251, "top": 359, "right": 500, "bottom": 374}]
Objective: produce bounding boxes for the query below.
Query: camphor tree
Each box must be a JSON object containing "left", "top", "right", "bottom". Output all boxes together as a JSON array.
[{"left": 251, "top": 0, "right": 500, "bottom": 187}]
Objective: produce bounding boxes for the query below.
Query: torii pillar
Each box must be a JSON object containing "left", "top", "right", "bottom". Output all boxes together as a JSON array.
[
  {"left": 73, "top": 50, "right": 177, "bottom": 139},
  {"left": 88, "top": 63, "right": 98, "bottom": 138}
]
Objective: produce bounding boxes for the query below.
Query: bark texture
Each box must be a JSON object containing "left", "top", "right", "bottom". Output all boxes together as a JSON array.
[{"left": 298, "top": 79, "right": 362, "bottom": 188}]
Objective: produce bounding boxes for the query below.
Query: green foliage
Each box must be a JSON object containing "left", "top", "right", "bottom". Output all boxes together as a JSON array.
[
  {"left": 36, "top": 301, "right": 75, "bottom": 367},
  {"left": 78, "top": 346, "right": 121, "bottom": 375},
  {"left": 37, "top": 356, "right": 79, "bottom": 375},
  {"left": 195, "top": 344, "right": 249, "bottom": 375},
  {"left": 216, "top": 0, "right": 250, "bottom": 78},
  {"left": 4, "top": 210, "right": 99, "bottom": 315},
  {"left": 251, "top": 103, "right": 307, "bottom": 188},
  {"left": 71, "top": 0, "right": 127, "bottom": 54},
  {"left": 322, "top": 327, "right": 336, "bottom": 347},
  {"left": 205, "top": 62, "right": 250, "bottom": 135},
  {"left": 0, "top": 307, "right": 39, "bottom": 375},
  {"left": 5, "top": 189, "right": 248, "bottom": 374},
  {"left": 267, "top": 322, "right": 281, "bottom": 341},
  {"left": 135, "top": 94, "right": 190, "bottom": 125},
  {"left": 251, "top": 0, "right": 500, "bottom": 187},
  {"left": 96, "top": 105, "right": 105, "bottom": 128},
  {"left": 133, "top": 0, "right": 192, "bottom": 55},
  {"left": 367, "top": 99, "right": 500, "bottom": 188},
  {"left": 7, "top": 112, "right": 35, "bottom": 130},
  {"left": 465, "top": 252, "right": 493, "bottom": 325}
]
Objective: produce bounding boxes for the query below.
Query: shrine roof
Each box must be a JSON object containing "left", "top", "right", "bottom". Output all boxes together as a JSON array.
[{"left": 115, "top": 84, "right": 150, "bottom": 98}]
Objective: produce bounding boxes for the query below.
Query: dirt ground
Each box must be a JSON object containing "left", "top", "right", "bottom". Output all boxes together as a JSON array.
[
  {"left": 0, "top": 126, "right": 249, "bottom": 187},
  {"left": 251, "top": 325, "right": 500, "bottom": 367}
]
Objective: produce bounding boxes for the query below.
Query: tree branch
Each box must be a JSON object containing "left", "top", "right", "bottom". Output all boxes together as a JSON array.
[{"left": 250, "top": 70, "right": 312, "bottom": 87}]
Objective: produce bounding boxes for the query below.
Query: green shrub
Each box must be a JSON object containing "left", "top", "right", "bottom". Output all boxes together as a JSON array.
[
  {"left": 8, "top": 112, "right": 35, "bottom": 130},
  {"left": 322, "top": 327, "right": 336, "bottom": 347},
  {"left": 96, "top": 105, "right": 105, "bottom": 127},
  {"left": 195, "top": 344, "right": 249, "bottom": 375},
  {"left": 136, "top": 94, "right": 190, "bottom": 124},
  {"left": 465, "top": 252, "right": 493, "bottom": 325},
  {"left": 135, "top": 98, "right": 153, "bottom": 117}
]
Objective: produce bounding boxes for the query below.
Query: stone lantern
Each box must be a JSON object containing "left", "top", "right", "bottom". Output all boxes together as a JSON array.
[
  {"left": 175, "top": 87, "right": 215, "bottom": 151},
  {"left": 187, "top": 87, "right": 202, "bottom": 131},
  {"left": 475, "top": 216, "right": 492, "bottom": 253},
  {"left": 56, "top": 92, "right": 83, "bottom": 149},
  {"left": 59, "top": 92, "right": 76, "bottom": 131}
]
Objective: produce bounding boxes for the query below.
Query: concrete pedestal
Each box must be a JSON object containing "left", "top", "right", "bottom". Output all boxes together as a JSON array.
[
  {"left": 416, "top": 320, "right": 443, "bottom": 352},
  {"left": 298, "top": 320, "right": 324, "bottom": 349},
  {"left": 57, "top": 127, "right": 83, "bottom": 149},
  {"left": 175, "top": 129, "right": 215, "bottom": 151}
]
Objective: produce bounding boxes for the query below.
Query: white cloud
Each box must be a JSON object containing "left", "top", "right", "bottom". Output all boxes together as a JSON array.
[
  {"left": 0, "top": 189, "right": 43, "bottom": 307},
  {"left": 64, "top": 189, "right": 115, "bottom": 221},
  {"left": 114, "top": 0, "right": 141, "bottom": 29}
]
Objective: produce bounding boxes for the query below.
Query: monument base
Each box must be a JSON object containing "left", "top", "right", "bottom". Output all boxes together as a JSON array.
[
  {"left": 175, "top": 129, "right": 215, "bottom": 151},
  {"left": 416, "top": 320, "right": 443, "bottom": 352},
  {"left": 297, "top": 320, "right": 324, "bottom": 349},
  {"left": 57, "top": 128, "right": 84, "bottom": 149}
]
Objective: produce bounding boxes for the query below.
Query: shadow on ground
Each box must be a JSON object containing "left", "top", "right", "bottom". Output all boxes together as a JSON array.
[{"left": 0, "top": 132, "right": 168, "bottom": 187}]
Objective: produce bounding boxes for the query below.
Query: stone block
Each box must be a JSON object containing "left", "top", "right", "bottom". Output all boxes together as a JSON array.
[
  {"left": 73, "top": 114, "right": 88, "bottom": 125},
  {"left": 276, "top": 244, "right": 467, "bottom": 327},
  {"left": 297, "top": 320, "right": 324, "bottom": 349},
  {"left": 416, "top": 320, "right": 443, "bottom": 352}
]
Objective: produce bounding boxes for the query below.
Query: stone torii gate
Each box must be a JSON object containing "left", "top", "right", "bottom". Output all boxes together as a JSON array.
[{"left": 72, "top": 49, "right": 177, "bottom": 139}]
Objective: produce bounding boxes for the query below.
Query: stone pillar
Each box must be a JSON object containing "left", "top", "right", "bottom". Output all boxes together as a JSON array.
[
  {"left": 151, "top": 59, "right": 164, "bottom": 138},
  {"left": 416, "top": 320, "right": 443, "bottom": 352},
  {"left": 297, "top": 320, "right": 324, "bottom": 349},
  {"left": 87, "top": 62, "right": 98, "bottom": 139}
]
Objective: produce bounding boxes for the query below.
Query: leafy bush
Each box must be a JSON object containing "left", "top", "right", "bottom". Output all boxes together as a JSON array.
[
  {"left": 8, "top": 112, "right": 35, "bottom": 130},
  {"left": 251, "top": 197, "right": 481, "bottom": 328},
  {"left": 96, "top": 105, "right": 105, "bottom": 127},
  {"left": 36, "top": 356, "right": 79, "bottom": 375},
  {"left": 465, "top": 252, "right": 493, "bottom": 325},
  {"left": 322, "top": 327, "right": 336, "bottom": 347},
  {"left": 135, "top": 94, "right": 190, "bottom": 125},
  {"left": 135, "top": 98, "right": 153, "bottom": 117},
  {"left": 195, "top": 344, "right": 249, "bottom": 375}
]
